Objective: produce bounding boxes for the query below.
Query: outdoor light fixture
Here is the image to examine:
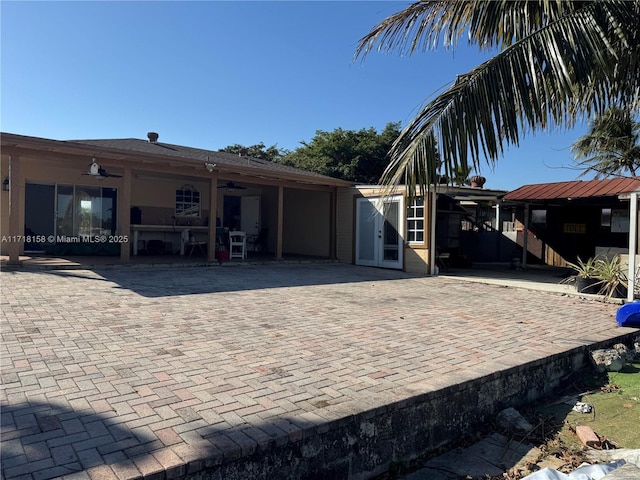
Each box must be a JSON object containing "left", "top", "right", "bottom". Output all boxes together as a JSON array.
[
  {"left": 204, "top": 156, "right": 216, "bottom": 172},
  {"left": 2, "top": 177, "right": 9, "bottom": 191}
]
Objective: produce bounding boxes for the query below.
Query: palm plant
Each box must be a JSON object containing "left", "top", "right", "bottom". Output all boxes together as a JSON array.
[
  {"left": 562, "top": 256, "right": 601, "bottom": 293},
  {"left": 592, "top": 256, "right": 628, "bottom": 299},
  {"left": 562, "top": 255, "right": 628, "bottom": 298},
  {"left": 564, "top": 256, "right": 600, "bottom": 280},
  {"left": 354, "top": 1, "right": 640, "bottom": 199},
  {"left": 571, "top": 106, "right": 640, "bottom": 178}
]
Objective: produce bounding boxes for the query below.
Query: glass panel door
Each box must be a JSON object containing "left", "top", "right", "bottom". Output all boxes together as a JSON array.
[
  {"left": 380, "top": 196, "right": 403, "bottom": 269},
  {"left": 101, "top": 188, "right": 117, "bottom": 235},
  {"left": 356, "top": 198, "right": 377, "bottom": 266},
  {"left": 56, "top": 185, "right": 75, "bottom": 237},
  {"left": 25, "top": 183, "right": 55, "bottom": 251},
  {"left": 355, "top": 196, "right": 403, "bottom": 269},
  {"left": 75, "top": 186, "right": 102, "bottom": 237},
  {"left": 381, "top": 200, "right": 400, "bottom": 265},
  {"left": 55, "top": 185, "right": 117, "bottom": 239}
]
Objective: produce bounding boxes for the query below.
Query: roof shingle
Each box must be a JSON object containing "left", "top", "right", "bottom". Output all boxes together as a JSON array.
[{"left": 70, "top": 138, "right": 335, "bottom": 180}]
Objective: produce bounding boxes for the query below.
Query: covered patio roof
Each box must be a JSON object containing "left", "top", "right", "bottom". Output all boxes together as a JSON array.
[
  {"left": 0, "top": 132, "right": 352, "bottom": 188},
  {"left": 501, "top": 177, "right": 640, "bottom": 302},
  {"left": 502, "top": 177, "right": 640, "bottom": 202},
  {"left": 1, "top": 132, "right": 353, "bottom": 266}
]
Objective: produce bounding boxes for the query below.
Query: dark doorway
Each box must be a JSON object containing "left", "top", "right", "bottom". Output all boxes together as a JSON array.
[
  {"left": 223, "top": 196, "right": 241, "bottom": 231},
  {"left": 25, "top": 183, "right": 55, "bottom": 251}
]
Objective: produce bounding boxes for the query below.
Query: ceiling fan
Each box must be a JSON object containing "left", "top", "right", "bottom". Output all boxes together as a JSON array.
[
  {"left": 82, "top": 158, "right": 122, "bottom": 178},
  {"left": 218, "top": 181, "right": 246, "bottom": 191}
]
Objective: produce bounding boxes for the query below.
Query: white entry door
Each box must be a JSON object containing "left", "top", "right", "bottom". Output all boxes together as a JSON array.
[
  {"left": 355, "top": 195, "right": 404, "bottom": 269},
  {"left": 241, "top": 196, "right": 260, "bottom": 236}
]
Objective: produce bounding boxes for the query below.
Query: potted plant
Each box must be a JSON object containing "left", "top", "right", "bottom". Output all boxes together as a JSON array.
[
  {"left": 593, "top": 256, "right": 628, "bottom": 299},
  {"left": 563, "top": 256, "right": 600, "bottom": 293}
]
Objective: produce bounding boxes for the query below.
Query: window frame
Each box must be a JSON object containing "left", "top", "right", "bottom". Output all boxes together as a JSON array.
[
  {"left": 406, "top": 196, "right": 425, "bottom": 245},
  {"left": 175, "top": 184, "right": 201, "bottom": 218}
]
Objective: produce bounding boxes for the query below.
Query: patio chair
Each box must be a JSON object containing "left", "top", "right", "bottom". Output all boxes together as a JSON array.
[
  {"left": 436, "top": 250, "right": 450, "bottom": 273},
  {"left": 229, "top": 231, "right": 247, "bottom": 260},
  {"left": 247, "top": 228, "right": 268, "bottom": 253},
  {"left": 181, "top": 229, "right": 206, "bottom": 256}
]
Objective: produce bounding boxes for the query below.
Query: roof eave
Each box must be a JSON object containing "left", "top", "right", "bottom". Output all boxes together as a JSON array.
[{"left": 1, "top": 132, "right": 353, "bottom": 188}]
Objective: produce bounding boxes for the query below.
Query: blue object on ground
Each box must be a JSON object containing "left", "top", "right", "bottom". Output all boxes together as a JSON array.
[{"left": 616, "top": 301, "right": 640, "bottom": 327}]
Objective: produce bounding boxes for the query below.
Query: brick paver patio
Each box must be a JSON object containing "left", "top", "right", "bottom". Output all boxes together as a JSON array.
[{"left": 1, "top": 263, "right": 637, "bottom": 479}]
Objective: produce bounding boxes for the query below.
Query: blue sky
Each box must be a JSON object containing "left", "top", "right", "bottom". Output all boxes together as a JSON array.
[{"left": 1, "top": 1, "right": 591, "bottom": 191}]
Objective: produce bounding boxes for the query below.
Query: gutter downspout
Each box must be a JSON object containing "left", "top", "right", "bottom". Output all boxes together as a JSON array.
[{"left": 627, "top": 192, "right": 638, "bottom": 302}]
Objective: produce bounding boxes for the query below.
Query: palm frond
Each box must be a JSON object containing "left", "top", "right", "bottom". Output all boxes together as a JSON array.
[
  {"left": 365, "top": 1, "right": 640, "bottom": 195},
  {"left": 571, "top": 106, "right": 640, "bottom": 177},
  {"left": 354, "top": 0, "right": 582, "bottom": 59}
]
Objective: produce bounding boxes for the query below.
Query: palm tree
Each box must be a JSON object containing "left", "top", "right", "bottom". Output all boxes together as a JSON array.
[
  {"left": 354, "top": 1, "right": 640, "bottom": 198},
  {"left": 571, "top": 106, "right": 640, "bottom": 178}
]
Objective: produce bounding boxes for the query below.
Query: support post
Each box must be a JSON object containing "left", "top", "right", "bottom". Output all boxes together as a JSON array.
[
  {"left": 429, "top": 190, "right": 437, "bottom": 275},
  {"left": 208, "top": 174, "right": 219, "bottom": 262},
  {"left": 7, "top": 153, "right": 22, "bottom": 265},
  {"left": 495, "top": 203, "right": 501, "bottom": 261},
  {"left": 522, "top": 204, "right": 530, "bottom": 269},
  {"left": 329, "top": 188, "right": 336, "bottom": 259},
  {"left": 627, "top": 192, "right": 638, "bottom": 302},
  {"left": 276, "top": 185, "right": 284, "bottom": 259},
  {"left": 119, "top": 167, "right": 131, "bottom": 262}
]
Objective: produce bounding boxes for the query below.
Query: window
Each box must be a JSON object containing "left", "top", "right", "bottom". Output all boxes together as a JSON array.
[
  {"left": 611, "top": 209, "right": 630, "bottom": 232},
  {"left": 175, "top": 184, "right": 200, "bottom": 217},
  {"left": 407, "top": 196, "right": 425, "bottom": 244},
  {"left": 531, "top": 209, "right": 547, "bottom": 227},
  {"left": 601, "top": 208, "right": 612, "bottom": 227}
]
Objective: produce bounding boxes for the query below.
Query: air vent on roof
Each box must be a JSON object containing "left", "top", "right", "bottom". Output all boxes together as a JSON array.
[{"left": 147, "top": 132, "right": 159, "bottom": 143}]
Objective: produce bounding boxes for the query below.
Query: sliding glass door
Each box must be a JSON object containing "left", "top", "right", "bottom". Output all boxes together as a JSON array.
[{"left": 55, "top": 185, "right": 117, "bottom": 238}]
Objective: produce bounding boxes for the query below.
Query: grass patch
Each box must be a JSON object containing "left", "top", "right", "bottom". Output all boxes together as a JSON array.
[{"left": 538, "top": 362, "right": 640, "bottom": 449}]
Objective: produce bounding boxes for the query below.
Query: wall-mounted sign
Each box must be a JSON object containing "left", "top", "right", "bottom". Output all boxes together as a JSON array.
[{"left": 563, "top": 223, "right": 586, "bottom": 234}]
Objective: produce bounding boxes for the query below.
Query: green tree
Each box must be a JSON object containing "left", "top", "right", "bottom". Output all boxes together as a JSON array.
[
  {"left": 571, "top": 106, "right": 640, "bottom": 178},
  {"left": 279, "top": 123, "right": 401, "bottom": 183},
  {"left": 355, "top": 1, "right": 640, "bottom": 198},
  {"left": 219, "top": 142, "right": 288, "bottom": 163}
]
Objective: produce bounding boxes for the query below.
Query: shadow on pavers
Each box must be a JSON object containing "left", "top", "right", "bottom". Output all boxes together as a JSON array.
[
  {"left": 1, "top": 263, "right": 424, "bottom": 298},
  {"left": 1, "top": 400, "right": 160, "bottom": 479}
]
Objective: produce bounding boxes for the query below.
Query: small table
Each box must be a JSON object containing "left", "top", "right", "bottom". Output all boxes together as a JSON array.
[{"left": 131, "top": 225, "right": 208, "bottom": 255}]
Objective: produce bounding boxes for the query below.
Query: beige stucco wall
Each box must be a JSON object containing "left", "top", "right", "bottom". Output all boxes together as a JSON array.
[
  {"left": 132, "top": 178, "right": 213, "bottom": 225},
  {"left": 283, "top": 188, "right": 331, "bottom": 257},
  {"left": 335, "top": 186, "right": 359, "bottom": 264},
  {"left": 0, "top": 154, "right": 10, "bottom": 254},
  {"left": 404, "top": 247, "right": 431, "bottom": 275},
  {"left": 1, "top": 145, "right": 344, "bottom": 260},
  {"left": 0, "top": 152, "right": 222, "bottom": 254}
]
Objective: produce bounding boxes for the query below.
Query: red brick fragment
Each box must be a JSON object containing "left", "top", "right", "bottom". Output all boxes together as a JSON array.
[{"left": 576, "top": 425, "right": 601, "bottom": 448}]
